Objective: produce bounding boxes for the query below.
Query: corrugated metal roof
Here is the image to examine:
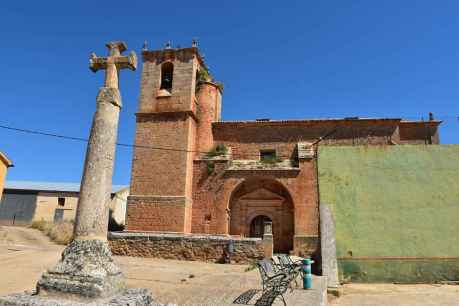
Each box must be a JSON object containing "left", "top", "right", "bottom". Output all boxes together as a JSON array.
[{"left": 4, "top": 181, "right": 128, "bottom": 194}]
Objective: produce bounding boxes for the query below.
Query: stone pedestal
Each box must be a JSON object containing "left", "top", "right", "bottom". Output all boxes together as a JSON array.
[
  {"left": 37, "top": 240, "right": 124, "bottom": 298},
  {"left": 262, "top": 234, "right": 274, "bottom": 259},
  {"left": 0, "top": 289, "right": 159, "bottom": 306},
  {"left": 262, "top": 221, "right": 274, "bottom": 258}
]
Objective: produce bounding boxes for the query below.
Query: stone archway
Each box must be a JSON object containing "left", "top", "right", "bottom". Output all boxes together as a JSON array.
[{"left": 229, "top": 178, "right": 294, "bottom": 253}]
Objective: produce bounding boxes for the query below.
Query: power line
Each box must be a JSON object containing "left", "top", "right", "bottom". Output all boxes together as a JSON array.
[
  {"left": 0, "top": 124, "right": 274, "bottom": 157},
  {"left": 0, "top": 119, "right": 456, "bottom": 158},
  {"left": 0, "top": 124, "right": 210, "bottom": 154}
]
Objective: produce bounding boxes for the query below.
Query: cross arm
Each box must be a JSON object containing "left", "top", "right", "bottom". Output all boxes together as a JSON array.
[
  {"left": 115, "top": 51, "right": 137, "bottom": 71},
  {"left": 89, "top": 53, "right": 107, "bottom": 72},
  {"left": 89, "top": 52, "right": 137, "bottom": 72}
]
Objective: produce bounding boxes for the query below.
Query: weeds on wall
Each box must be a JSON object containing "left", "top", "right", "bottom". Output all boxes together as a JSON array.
[
  {"left": 260, "top": 155, "right": 282, "bottom": 164},
  {"left": 196, "top": 66, "right": 224, "bottom": 92},
  {"left": 207, "top": 144, "right": 228, "bottom": 158},
  {"left": 205, "top": 144, "right": 228, "bottom": 175},
  {"left": 206, "top": 161, "right": 215, "bottom": 175}
]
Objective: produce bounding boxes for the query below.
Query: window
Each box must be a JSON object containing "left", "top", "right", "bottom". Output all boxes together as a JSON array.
[
  {"left": 160, "top": 62, "right": 174, "bottom": 91},
  {"left": 58, "top": 197, "right": 65, "bottom": 207},
  {"left": 260, "top": 149, "right": 277, "bottom": 162}
]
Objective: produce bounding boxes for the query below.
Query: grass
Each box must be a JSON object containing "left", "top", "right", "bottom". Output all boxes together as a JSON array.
[
  {"left": 260, "top": 156, "right": 282, "bottom": 164},
  {"left": 244, "top": 261, "right": 258, "bottom": 272},
  {"left": 206, "top": 144, "right": 228, "bottom": 158},
  {"left": 30, "top": 220, "right": 73, "bottom": 245}
]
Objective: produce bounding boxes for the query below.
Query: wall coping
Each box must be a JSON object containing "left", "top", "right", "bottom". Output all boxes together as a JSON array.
[{"left": 109, "top": 231, "right": 262, "bottom": 243}]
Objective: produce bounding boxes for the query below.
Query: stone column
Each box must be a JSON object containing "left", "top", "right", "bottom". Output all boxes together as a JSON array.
[
  {"left": 73, "top": 87, "right": 120, "bottom": 241},
  {"left": 36, "top": 89, "right": 125, "bottom": 298},
  {"left": 320, "top": 203, "right": 340, "bottom": 290}
]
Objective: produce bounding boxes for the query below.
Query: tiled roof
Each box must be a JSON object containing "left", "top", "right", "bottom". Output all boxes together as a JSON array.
[{"left": 4, "top": 180, "right": 128, "bottom": 194}]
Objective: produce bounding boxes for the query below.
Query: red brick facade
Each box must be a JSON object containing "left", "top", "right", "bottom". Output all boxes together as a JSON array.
[{"left": 126, "top": 45, "right": 441, "bottom": 256}]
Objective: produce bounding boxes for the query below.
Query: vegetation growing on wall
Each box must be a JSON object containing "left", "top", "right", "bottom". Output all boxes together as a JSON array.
[
  {"left": 196, "top": 66, "right": 224, "bottom": 92},
  {"left": 207, "top": 144, "right": 228, "bottom": 158}
]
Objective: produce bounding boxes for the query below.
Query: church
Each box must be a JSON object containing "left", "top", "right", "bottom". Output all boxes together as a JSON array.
[{"left": 124, "top": 42, "right": 441, "bottom": 257}]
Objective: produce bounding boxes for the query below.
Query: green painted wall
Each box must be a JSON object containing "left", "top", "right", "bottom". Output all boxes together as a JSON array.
[{"left": 318, "top": 145, "right": 459, "bottom": 283}]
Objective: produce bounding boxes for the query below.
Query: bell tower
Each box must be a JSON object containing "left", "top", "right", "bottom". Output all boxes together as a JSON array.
[{"left": 126, "top": 41, "right": 222, "bottom": 233}]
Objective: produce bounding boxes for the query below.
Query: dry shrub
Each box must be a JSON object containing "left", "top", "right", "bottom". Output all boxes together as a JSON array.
[
  {"left": 30, "top": 220, "right": 73, "bottom": 245},
  {"left": 31, "top": 219, "right": 53, "bottom": 232}
]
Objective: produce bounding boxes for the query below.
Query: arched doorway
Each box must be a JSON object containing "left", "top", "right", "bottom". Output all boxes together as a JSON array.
[
  {"left": 229, "top": 177, "right": 294, "bottom": 253},
  {"left": 250, "top": 215, "right": 272, "bottom": 238}
]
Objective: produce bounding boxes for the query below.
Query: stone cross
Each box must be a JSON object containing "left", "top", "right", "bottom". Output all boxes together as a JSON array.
[
  {"left": 90, "top": 41, "right": 137, "bottom": 89},
  {"left": 72, "top": 41, "right": 136, "bottom": 241},
  {"left": 0, "top": 42, "right": 157, "bottom": 305},
  {"left": 35, "top": 42, "right": 141, "bottom": 299}
]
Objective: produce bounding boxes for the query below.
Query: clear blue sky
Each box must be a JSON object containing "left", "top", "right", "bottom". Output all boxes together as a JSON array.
[{"left": 1, "top": 1, "right": 458, "bottom": 185}]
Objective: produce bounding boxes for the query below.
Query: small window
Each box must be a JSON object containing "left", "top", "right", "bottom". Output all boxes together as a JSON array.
[
  {"left": 160, "top": 62, "right": 174, "bottom": 91},
  {"left": 58, "top": 197, "right": 65, "bottom": 206},
  {"left": 260, "top": 149, "right": 277, "bottom": 161}
]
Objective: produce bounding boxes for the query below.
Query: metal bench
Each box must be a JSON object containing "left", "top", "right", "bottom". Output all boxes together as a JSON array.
[
  {"left": 256, "top": 259, "right": 292, "bottom": 306},
  {"left": 276, "top": 254, "right": 302, "bottom": 287}
]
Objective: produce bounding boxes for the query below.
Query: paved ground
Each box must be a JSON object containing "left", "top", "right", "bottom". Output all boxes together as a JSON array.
[
  {"left": 329, "top": 283, "right": 459, "bottom": 306},
  {"left": 1, "top": 226, "right": 458, "bottom": 306},
  {"left": 0, "top": 226, "right": 324, "bottom": 306}
]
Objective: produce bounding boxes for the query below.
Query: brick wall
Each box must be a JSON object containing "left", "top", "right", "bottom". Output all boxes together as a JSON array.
[
  {"left": 191, "top": 157, "right": 320, "bottom": 256},
  {"left": 399, "top": 122, "right": 440, "bottom": 144},
  {"left": 196, "top": 82, "right": 221, "bottom": 153},
  {"left": 139, "top": 48, "right": 199, "bottom": 114},
  {"left": 128, "top": 48, "right": 205, "bottom": 233},
  {"left": 212, "top": 120, "right": 399, "bottom": 160}
]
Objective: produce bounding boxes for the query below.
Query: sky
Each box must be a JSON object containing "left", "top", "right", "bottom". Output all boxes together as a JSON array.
[{"left": 1, "top": 1, "right": 458, "bottom": 185}]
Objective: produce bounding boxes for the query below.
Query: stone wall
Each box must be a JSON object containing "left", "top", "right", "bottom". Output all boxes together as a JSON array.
[{"left": 108, "top": 232, "right": 264, "bottom": 264}]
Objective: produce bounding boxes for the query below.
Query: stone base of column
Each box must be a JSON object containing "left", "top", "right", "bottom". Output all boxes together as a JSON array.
[
  {"left": 0, "top": 239, "right": 167, "bottom": 305},
  {"left": 36, "top": 239, "right": 124, "bottom": 298},
  {"left": 0, "top": 288, "right": 163, "bottom": 306}
]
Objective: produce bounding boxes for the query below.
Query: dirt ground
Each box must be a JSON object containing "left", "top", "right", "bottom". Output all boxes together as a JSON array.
[
  {"left": 0, "top": 226, "right": 458, "bottom": 306},
  {"left": 0, "top": 226, "right": 324, "bottom": 306}
]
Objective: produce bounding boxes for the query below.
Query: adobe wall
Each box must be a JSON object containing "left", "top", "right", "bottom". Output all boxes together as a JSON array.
[
  {"left": 0, "top": 163, "right": 8, "bottom": 202},
  {"left": 109, "top": 231, "right": 264, "bottom": 264},
  {"left": 34, "top": 192, "right": 78, "bottom": 222},
  {"left": 319, "top": 145, "right": 459, "bottom": 283}
]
